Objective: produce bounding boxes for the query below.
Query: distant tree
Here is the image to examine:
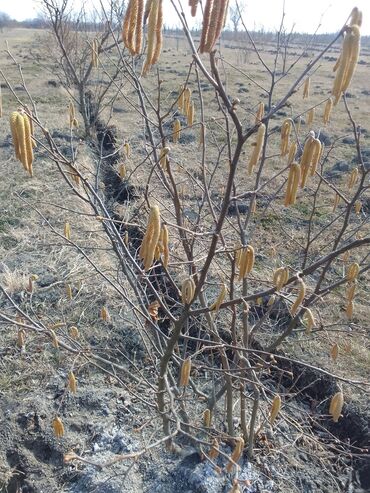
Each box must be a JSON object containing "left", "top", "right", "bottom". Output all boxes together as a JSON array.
[
  {"left": 0, "top": 11, "right": 11, "bottom": 31},
  {"left": 229, "top": 0, "right": 245, "bottom": 33}
]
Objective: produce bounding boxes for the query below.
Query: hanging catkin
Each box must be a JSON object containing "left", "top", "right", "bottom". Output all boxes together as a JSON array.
[
  {"left": 142, "top": 0, "right": 163, "bottom": 75},
  {"left": 247, "top": 124, "right": 265, "bottom": 174},
  {"left": 199, "top": 0, "right": 229, "bottom": 54},
  {"left": 284, "top": 163, "right": 300, "bottom": 206},
  {"left": 332, "top": 21, "right": 361, "bottom": 104},
  {"left": 10, "top": 110, "right": 33, "bottom": 176},
  {"left": 122, "top": 0, "right": 144, "bottom": 55},
  {"left": 189, "top": 0, "right": 199, "bottom": 17}
]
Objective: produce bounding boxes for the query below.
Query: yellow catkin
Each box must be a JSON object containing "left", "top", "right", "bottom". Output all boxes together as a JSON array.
[
  {"left": 124, "top": 142, "right": 131, "bottom": 158},
  {"left": 23, "top": 114, "right": 33, "bottom": 176},
  {"left": 53, "top": 417, "right": 65, "bottom": 438},
  {"left": 187, "top": 101, "right": 195, "bottom": 127},
  {"left": 64, "top": 222, "right": 71, "bottom": 240},
  {"left": 24, "top": 108, "right": 37, "bottom": 148},
  {"left": 17, "top": 329, "right": 26, "bottom": 349},
  {"left": 303, "top": 77, "right": 310, "bottom": 99},
  {"left": 209, "top": 283, "right": 227, "bottom": 312},
  {"left": 330, "top": 343, "right": 339, "bottom": 361},
  {"left": 143, "top": 0, "right": 152, "bottom": 23},
  {"left": 287, "top": 142, "right": 297, "bottom": 165},
  {"left": 135, "top": 0, "right": 144, "bottom": 54},
  {"left": 280, "top": 119, "right": 292, "bottom": 157},
  {"left": 151, "top": 0, "right": 163, "bottom": 65},
  {"left": 142, "top": 0, "right": 162, "bottom": 74},
  {"left": 273, "top": 267, "right": 289, "bottom": 291},
  {"left": 332, "top": 24, "right": 361, "bottom": 104},
  {"left": 304, "top": 308, "right": 315, "bottom": 333},
  {"left": 212, "top": 0, "right": 229, "bottom": 51},
  {"left": 69, "top": 326, "right": 79, "bottom": 339},
  {"left": 269, "top": 395, "right": 282, "bottom": 425},
  {"left": 122, "top": 0, "right": 135, "bottom": 53},
  {"left": 348, "top": 167, "right": 358, "bottom": 188},
  {"left": 180, "top": 357, "right": 191, "bottom": 386},
  {"left": 159, "top": 146, "right": 170, "bottom": 171},
  {"left": 306, "top": 108, "right": 315, "bottom": 127},
  {"left": 346, "top": 281, "right": 356, "bottom": 302},
  {"left": 181, "top": 278, "right": 196, "bottom": 304},
  {"left": 290, "top": 278, "right": 306, "bottom": 315},
  {"left": 172, "top": 119, "right": 181, "bottom": 143},
  {"left": 189, "top": 0, "right": 199, "bottom": 17},
  {"left": 199, "top": 0, "right": 228, "bottom": 54},
  {"left": 341, "top": 25, "right": 361, "bottom": 94},
  {"left": 346, "top": 262, "right": 359, "bottom": 281},
  {"left": 226, "top": 438, "right": 244, "bottom": 473},
  {"left": 183, "top": 87, "right": 191, "bottom": 116},
  {"left": 323, "top": 98, "right": 333, "bottom": 124},
  {"left": 202, "top": 0, "right": 220, "bottom": 53},
  {"left": 346, "top": 300, "right": 354, "bottom": 319},
  {"left": 300, "top": 136, "right": 315, "bottom": 188},
  {"left": 119, "top": 163, "right": 126, "bottom": 179},
  {"left": 101, "top": 306, "right": 110, "bottom": 321},
  {"left": 68, "top": 371, "right": 77, "bottom": 393},
  {"left": 10, "top": 111, "right": 21, "bottom": 160},
  {"left": 248, "top": 124, "right": 265, "bottom": 174},
  {"left": 332, "top": 32, "right": 352, "bottom": 103},
  {"left": 199, "top": 0, "right": 213, "bottom": 53},
  {"left": 143, "top": 206, "right": 161, "bottom": 270},
  {"left": 333, "top": 55, "right": 341, "bottom": 72},
  {"left": 238, "top": 245, "right": 255, "bottom": 280},
  {"left": 332, "top": 192, "right": 340, "bottom": 212},
  {"left": 15, "top": 113, "right": 28, "bottom": 172},
  {"left": 354, "top": 200, "right": 362, "bottom": 214},
  {"left": 284, "top": 162, "right": 301, "bottom": 206},
  {"left": 123, "top": 0, "right": 144, "bottom": 55},
  {"left": 350, "top": 7, "right": 362, "bottom": 27},
  {"left": 255, "top": 102, "right": 264, "bottom": 124},
  {"left": 310, "top": 138, "right": 322, "bottom": 176},
  {"left": 329, "top": 392, "right": 344, "bottom": 422},
  {"left": 66, "top": 284, "right": 73, "bottom": 300},
  {"left": 203, "top": 409, "right": 211, "bottom": 427}
]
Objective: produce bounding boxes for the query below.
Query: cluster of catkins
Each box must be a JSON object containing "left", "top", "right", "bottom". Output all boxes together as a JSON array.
[
  {"left": 121, "top": 0, "right": 230, "bottom": 74},
  {"left": 122, "top": 0, "right": 163, "bottom": 75},
  {"left": 139, "top": 205, "right": 169, "bottom": 270},
  {"left": 282, "top": 7, "right": 362, "bottom": 208},
  {"left": 10, "top": 110, "right": 36, "bottom": 176}
]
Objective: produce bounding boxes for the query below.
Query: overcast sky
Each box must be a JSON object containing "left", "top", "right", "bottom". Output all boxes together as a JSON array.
[{"left": 2, "top": 0, "right": 370, "bottom": 34}]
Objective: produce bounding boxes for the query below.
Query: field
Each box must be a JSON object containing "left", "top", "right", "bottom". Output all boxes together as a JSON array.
[{"left": 0, "top": 21, "right": 369, "bottom": 493}]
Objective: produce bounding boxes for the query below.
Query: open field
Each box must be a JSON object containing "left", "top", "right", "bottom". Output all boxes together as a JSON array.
[{"left": 0, "top": 22, "right": 369, "bottom": 493}]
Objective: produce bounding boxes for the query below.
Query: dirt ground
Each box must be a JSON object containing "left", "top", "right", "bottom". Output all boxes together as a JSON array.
[{"left": 0, "top": 26, "right": 369, "bottom": 493}]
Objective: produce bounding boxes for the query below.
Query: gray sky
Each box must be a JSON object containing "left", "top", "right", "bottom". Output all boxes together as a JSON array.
[{"left": 2, "top": 0, "right": 370, "bottom": 35}]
